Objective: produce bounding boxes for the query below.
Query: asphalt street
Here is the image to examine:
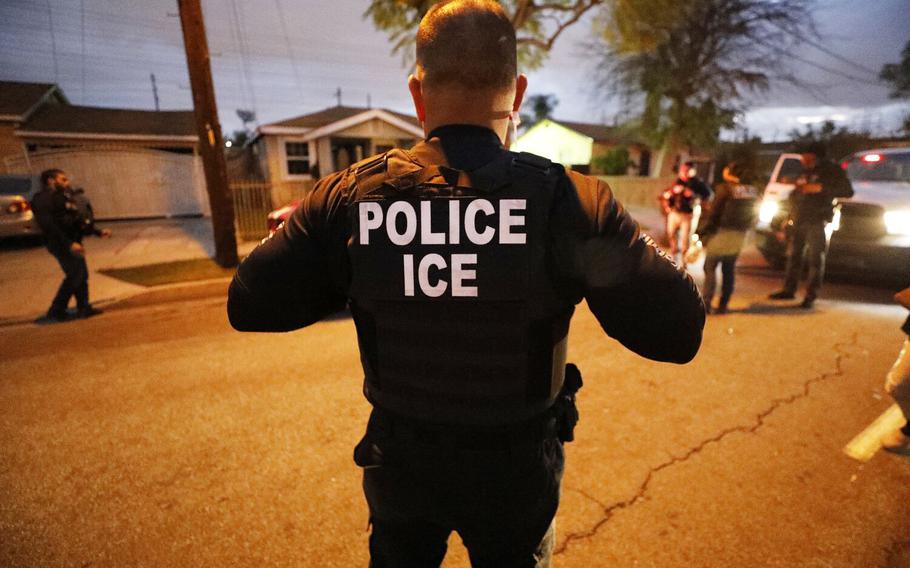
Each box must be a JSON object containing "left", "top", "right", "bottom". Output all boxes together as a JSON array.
[{"left": 1, "top": 249, "right": 909, "bottom": 567}]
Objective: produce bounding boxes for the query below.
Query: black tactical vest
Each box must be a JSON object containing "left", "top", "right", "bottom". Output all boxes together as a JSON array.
[{"left": 346, "top": 149, "right": 576, "bottom": 426}]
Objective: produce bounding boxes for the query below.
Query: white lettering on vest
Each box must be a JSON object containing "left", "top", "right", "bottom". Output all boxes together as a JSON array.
[
  {"left": 418, "top": 253, "right": 447, "bottom": 297},
  {"left": 451, "top": 253, "right": 477, "bottom": 297},
  {"left": 402, "top": 254, "right": 415, "bottom": 297},
  {"left": 464, "top": 199, "right": 495, "bottom": 245},
  {"left": 449, "top": 200, "right": 460, "bottom": 245},
  {"left": 359, "top": 202, "right": 383, "bottom": 245},
  {"left": 420, "top": 201, "right": 445, "bottom": 245},
  {"left": 499, "top": 199, "right": 527, "bottom": 244},
  {"left": 386, "top": 201, "right": 417, "bottom": 246}
]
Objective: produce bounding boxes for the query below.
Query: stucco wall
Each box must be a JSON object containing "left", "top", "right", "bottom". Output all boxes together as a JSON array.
[{"left": 599, "top": 175, "right": 675, "bottom": 208}]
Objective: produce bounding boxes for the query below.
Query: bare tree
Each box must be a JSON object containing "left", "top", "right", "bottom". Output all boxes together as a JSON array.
[
  {"left": 365, "top": 0, "right": 602, "bottom": 69},
  {"left": 592, "top": 0, "right": 816, "bottom": 161}
]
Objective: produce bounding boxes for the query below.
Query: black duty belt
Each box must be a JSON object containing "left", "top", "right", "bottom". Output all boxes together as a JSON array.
[{"left": 369, "top": 407, "right": 558, "bottom": 451}]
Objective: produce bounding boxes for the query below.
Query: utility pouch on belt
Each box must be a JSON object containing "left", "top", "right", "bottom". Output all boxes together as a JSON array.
[{"left": 555, "top": 363, "right": 583, "bottom": 443}]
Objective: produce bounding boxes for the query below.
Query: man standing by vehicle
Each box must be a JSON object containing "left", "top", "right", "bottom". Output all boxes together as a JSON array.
[
  {"left": 768, "top": 145, "right": 853, "bottom": 308},
  {"left": 660, "top": 161, "right": 712, "bottom": 268},
  {"left": 228, "top": 1, "right": 704, "bottom": 564},
  {"left": 31, "top": 169, "right": 110, "bottom": 321}
]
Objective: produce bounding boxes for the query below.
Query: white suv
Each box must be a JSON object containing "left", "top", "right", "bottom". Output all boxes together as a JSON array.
[{"left": 755, "top": 148, "right": 910, "bottom": 283}]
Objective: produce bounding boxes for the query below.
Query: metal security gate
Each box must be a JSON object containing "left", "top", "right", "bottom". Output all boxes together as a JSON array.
[{"left": 231, "top": 180, "right": 271, "bottom": 241}]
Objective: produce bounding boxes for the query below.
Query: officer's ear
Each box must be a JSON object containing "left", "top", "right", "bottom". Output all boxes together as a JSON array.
[
  {"left": 408, "top": 74, "right": 426, "bottom": 124},
  {"left": 512, "top": 73, "right": 528, "bottom": 113}
]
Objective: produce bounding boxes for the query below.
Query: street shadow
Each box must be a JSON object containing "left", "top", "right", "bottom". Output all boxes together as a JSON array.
[{"left": 720, "top": 302, "right": 812, "bottom": 316}]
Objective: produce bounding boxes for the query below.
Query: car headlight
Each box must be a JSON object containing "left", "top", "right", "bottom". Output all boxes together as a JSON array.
[
  {"left": 884, "top": 210, "right": 910, "bottom": 236},
  {"left": 758, "top": 199, "right": 779, "bottom": 225}
]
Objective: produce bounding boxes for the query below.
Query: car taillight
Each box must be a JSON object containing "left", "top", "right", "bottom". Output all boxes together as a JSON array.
[
  {"left": 861, "top": 153, "right": 882, "bottom": 163},
  {"left": 6, "top": 200, "right": 30, "bottom": 214}
]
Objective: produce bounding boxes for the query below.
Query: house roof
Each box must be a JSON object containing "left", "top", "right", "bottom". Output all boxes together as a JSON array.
[
  {"left": 549, "top": 119, "right": 633, "bottom": 143},
  {"left": 18, "top": 105, "right": 197, "bottom": 141},
  {"left": 266, "top": 105, "right": 420, "bottom": 129},
  {"left": 0, "top": 81, "right": 65, "bottom": 120}
]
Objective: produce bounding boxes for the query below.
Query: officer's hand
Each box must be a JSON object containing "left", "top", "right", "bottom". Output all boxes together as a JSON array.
[
  {"left": 70, "top": 242, "right": 85, "bottom": 255},
  {"left": 801, "top": 183, "right": 822, "bottom": 194},
  {"left": 99, "top": 229, "right": 112, "bottom": 238}
]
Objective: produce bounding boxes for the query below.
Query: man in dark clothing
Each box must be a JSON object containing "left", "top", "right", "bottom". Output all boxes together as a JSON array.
[
  {"left": 660, "top": 161, "right": 712, "bottom": 268},
  {"left": 768, "top": 148, "right": 853, "bottom": 308},
  {"left": 696, "top": 163, "right": 757, "bottom": 314},
  {"left": 31, "top": 169, "right": 111, "bottom": 321},
  {"left": 228, "top": 1, "right": 705, "bottom": 564}
]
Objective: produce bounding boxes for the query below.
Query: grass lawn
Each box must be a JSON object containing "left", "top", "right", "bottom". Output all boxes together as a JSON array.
[{"left": 99, "top": 257, "right": 240, "bottom": 287}]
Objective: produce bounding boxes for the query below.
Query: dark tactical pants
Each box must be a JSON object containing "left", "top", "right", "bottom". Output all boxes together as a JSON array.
[
  {"left": 357, "top": 410, "right": 564, "bottom": 567},
  {"left": 49, "top": 247, "right": 89, "bottom": 313},
  {"left": 782, "top": 220, "right": 828, "bottom": 300},
  {"left": 702, "top": 254, "right": 737, "bottom": 309}
]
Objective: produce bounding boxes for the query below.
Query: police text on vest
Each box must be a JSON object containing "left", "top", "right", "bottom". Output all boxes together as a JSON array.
[{"left": 358, "top": 199, "right": 526, "bottom": 297}]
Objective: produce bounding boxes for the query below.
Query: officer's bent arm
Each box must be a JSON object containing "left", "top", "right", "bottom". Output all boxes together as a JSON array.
[
  {"left": 228, "top": 171, "right": 349, "bottom": 332},
  {"left": 565, "top": 173, "right": 705, "bottom": 363}
]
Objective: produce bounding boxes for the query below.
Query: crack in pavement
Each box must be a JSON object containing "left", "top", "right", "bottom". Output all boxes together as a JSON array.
[{"left": 554, "top": 332, "right": 860, "bottom": 556}]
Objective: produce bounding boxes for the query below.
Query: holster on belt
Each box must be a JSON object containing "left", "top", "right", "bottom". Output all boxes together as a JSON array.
[{"left": 554, "top": 363, "right": 583, "bottom": 443}]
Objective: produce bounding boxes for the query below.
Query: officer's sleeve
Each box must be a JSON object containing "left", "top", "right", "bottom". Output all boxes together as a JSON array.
[
  {"left": 228, "top": 171, "right": 350, "bottom": 332},
  {"left": 562, "top": 172, "right": 705, "bottom": 363}
]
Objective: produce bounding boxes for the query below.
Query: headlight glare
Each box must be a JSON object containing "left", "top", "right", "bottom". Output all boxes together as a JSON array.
[
  {"left": 884, "top": 210, "right": 910, "bottom": 236},
  {"left": 758, "top": 199, "right": 779, "bottom": 225}
]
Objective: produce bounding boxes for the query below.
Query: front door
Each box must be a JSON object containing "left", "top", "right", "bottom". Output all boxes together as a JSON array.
[{"left": 331, "top": 138, "right": 370, "bottom": 171}]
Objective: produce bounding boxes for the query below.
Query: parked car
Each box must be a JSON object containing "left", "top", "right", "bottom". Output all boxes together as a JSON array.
[
  {"left": 755, "top": 148, "right": 910, "bottom": 282},
  {"left": 0, "top": 175, "right": 41, "bottom": 239},
  {"left": 267, "top": 200, "right": 300, "bottom": 234}
]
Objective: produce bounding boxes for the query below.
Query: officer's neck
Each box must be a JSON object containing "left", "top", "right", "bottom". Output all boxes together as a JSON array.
[
  {"left": 423, "top": 114, "right": 509, "bottom": 144},
  {"left": 419, "top": 89, "right": 514, "bottom": 145}
]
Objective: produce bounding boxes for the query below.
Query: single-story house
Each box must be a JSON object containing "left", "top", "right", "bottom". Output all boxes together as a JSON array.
[
  {"left": 0, "top": 81, "right": 68, "bottom": 173},
  {"left": 249, "top": 105, "right": 424, "bottom": 207},
  {"left": 511, "top": 118, "right": 652, "bottom": 176},
  {"left": 0, "top": 79, "right": 207, "bottom": 219}
]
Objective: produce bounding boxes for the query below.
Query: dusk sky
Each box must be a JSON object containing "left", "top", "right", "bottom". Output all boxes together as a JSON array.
[{"left": 2, "top": 0, "right": 908, "bottom": 141}]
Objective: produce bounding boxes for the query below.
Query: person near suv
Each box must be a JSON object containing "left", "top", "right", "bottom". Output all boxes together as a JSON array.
[
  {"left": 696, "top": 162, "right": 757, "bottom": 314},
  {"left": 660, "top": 161, "right": 712, "bottom": 269},
  {"left": 768, "top": 145, "right": 853, "bottom": 309},
  {"left": 31, "top": 168, "right": 111, "bottom": 322}
]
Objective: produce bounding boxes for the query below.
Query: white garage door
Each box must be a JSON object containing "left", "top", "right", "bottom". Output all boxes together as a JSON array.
[{"left": 6, "top": 148, "right": 210, "bottom": 219}]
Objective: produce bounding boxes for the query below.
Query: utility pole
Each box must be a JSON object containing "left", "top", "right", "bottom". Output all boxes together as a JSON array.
[
  {"left": 177, "top": 0, "right": 238, "bottom": 267},
  {"left": 150, "top": 73, "right": 160, "bottom": 111}
]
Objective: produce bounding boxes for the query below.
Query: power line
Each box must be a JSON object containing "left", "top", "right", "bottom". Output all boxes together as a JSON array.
[
  {"left": 801, "top": 36, "right": 880, "bottom": 78},
  {"left": 273, "top": 0, "right": 305, "bottom": 98},
  {"left": 228, "top": 0, "right": 258, "bottom": 113},
  {"left": 80, "top": 0, "right": 86, "bottom": 102}
]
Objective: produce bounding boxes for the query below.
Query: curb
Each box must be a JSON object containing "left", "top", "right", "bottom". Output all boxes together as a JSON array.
[{"left": 0, "top": 277, "right": 232, "bottom": 328}]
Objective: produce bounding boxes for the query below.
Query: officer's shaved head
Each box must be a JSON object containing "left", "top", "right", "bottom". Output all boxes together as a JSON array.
[{"left": 416, "top": 0, "right": 517, "bottom": 90}]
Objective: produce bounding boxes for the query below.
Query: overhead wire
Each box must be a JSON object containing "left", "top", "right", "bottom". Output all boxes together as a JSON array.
[{"left": 44, "top": 0, "right": 59, "bottom": 82}]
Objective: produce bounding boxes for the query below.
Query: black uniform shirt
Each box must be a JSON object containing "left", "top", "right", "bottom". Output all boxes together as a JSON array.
[
  {"left": 31, "top": 187, "right": 80, "bottom": 252},
  {"left": 229, "top": 125, "right": 705, "bottom": 364},
  {"left": 789, "top": 159, "right": 854, "bottom": 223}
]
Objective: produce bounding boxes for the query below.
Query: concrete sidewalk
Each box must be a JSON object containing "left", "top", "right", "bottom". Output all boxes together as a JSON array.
[
  {"left": 0, "top": 205, "right": 666, "bottom": 325},
  {"left": 0, "top": 217, "right": 258, "bottom": 324}
]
